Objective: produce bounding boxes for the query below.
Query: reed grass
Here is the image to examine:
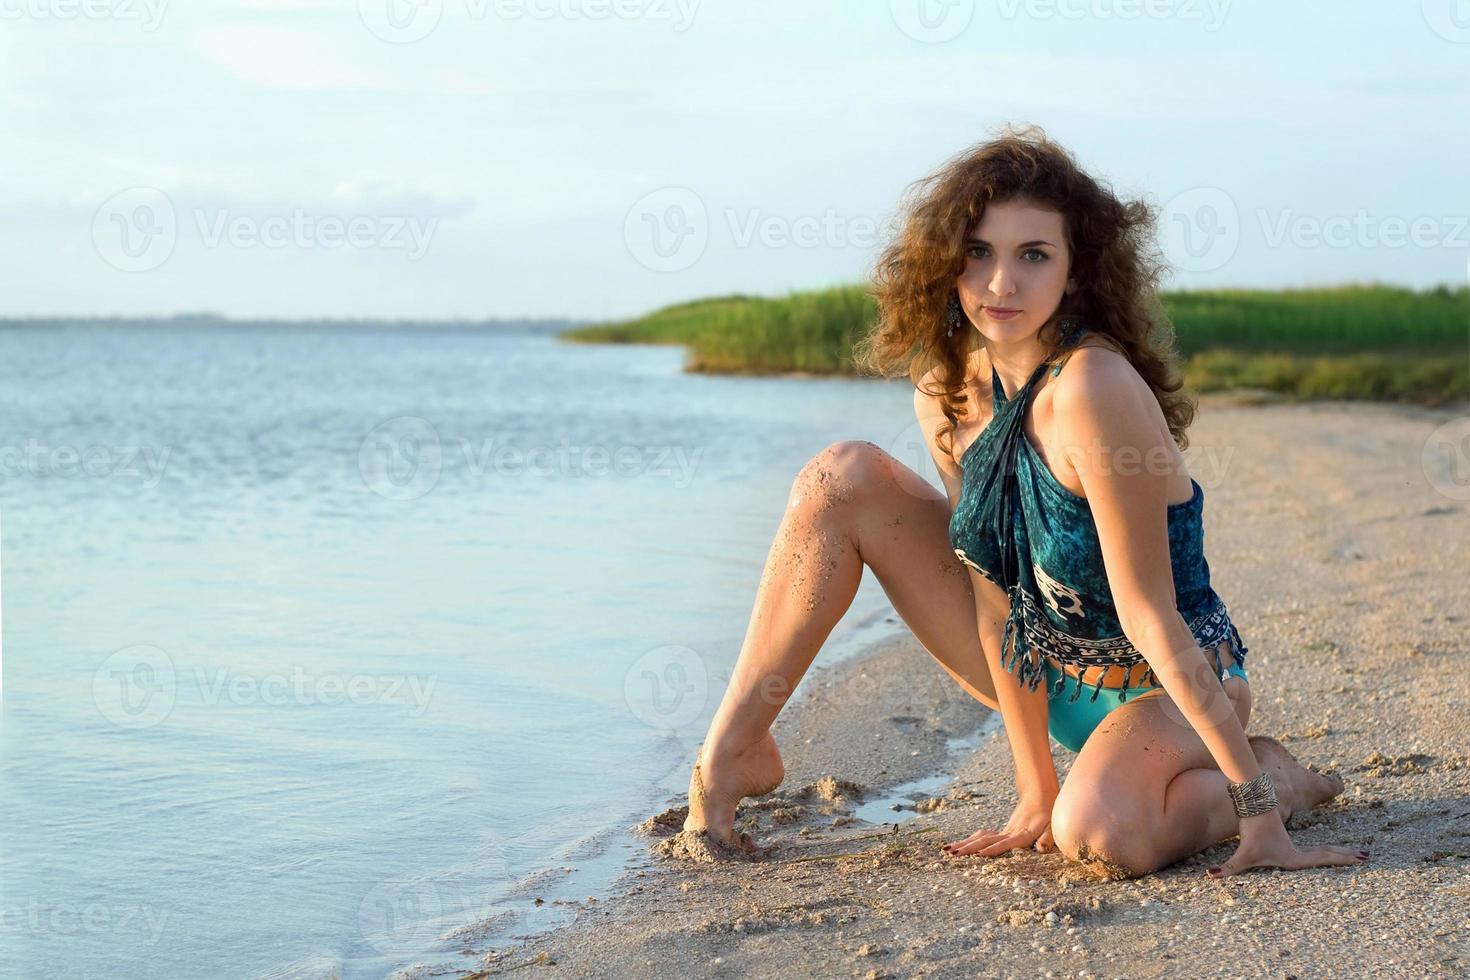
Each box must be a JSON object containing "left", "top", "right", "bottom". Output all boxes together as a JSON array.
[{"left": 562, "top": 283, "right": 1469, "bottom": 404}]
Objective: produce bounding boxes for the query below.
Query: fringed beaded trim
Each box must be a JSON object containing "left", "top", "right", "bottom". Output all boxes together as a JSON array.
[{"left": 997, "top": 587, "right": 1248, "bottom": 704}]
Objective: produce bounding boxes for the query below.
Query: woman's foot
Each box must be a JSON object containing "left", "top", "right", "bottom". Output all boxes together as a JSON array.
[
  {"left": 1248, "top": 735, "right": 1346, "bottom": 824},
  {"left": 682, "top": 730, "right": 786, "bottom": 852}
]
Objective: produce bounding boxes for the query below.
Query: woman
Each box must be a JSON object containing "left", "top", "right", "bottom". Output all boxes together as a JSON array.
[{"left": 682, "top": 125, "right": 1365, "bottom": 880}]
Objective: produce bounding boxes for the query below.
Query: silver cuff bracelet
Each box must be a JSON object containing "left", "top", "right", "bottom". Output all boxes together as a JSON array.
[{"left": 1226, "top": 770, "right": 1278, "bottom": 818}]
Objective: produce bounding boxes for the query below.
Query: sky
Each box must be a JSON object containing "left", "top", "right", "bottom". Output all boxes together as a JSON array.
[{"left": 2, "top": 0, "right": 1467, "bottom": 320}]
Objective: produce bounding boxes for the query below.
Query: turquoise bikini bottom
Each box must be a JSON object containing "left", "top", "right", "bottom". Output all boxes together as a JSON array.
[{"left": 1044, "top": 660, "right": 1249, "bottom": 753}]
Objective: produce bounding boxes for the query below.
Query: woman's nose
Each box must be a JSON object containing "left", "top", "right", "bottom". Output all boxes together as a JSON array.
[{"left": 988, "top": 264, "right": 1017, "bottom": 299}]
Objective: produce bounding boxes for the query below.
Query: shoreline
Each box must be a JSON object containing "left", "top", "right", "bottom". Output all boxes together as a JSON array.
[
  {"left": 556, "top": 281, "right": 1470, "bottom": 407},
  {"left": 370, "top": 600, "right": 914, "bottom": 976},
  {"left": 450, "top": 395, "right": 1466, "bottom": 979},
  {"left": 565, "top": 320, "right": 1470, "bottom": 409}
]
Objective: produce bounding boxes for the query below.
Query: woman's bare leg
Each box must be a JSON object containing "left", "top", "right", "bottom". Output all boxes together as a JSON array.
[
  {"left": 684, "top": 440, "right": 999, "bottom": 847},
  {"left": 1050, "top": 681, "right": 1349, "bottom": 878}
]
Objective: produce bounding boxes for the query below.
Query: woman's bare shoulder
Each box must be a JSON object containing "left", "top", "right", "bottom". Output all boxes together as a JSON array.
[
  {"left": 1051, "top": 336, "right": 1157, "bottom": 420},
  {"left": 1056, "top": 335, "right": 1136, "bottom": 385},
  {"left": 1068, "top": 332, "right": 1128, "bottom": 359}
]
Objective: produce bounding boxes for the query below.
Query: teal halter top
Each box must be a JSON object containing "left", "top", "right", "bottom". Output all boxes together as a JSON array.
[{"left": 947, "top": 320, "right": 1249, "bottom": 705}]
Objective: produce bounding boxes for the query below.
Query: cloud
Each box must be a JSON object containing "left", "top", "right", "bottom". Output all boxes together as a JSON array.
[{"left": 198, "top": 26, "right": 379, "bottom": 90}]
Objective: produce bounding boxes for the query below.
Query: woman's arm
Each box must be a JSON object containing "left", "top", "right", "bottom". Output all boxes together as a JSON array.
[
  {"left": 1046, "top": 358, "right": 1364, "bottom": 875},
  {"left": 967, "top": 566, "right": 1062, "bottom": 800},
  {"left": 1052, "top": 355, "right": 1372, "bottom": 876},
  {"left": 1051, "top": 355, "right": 1260, "bottom": 781},
  {"left": 913, "top": 384, "right": 1060, "bottom": 802}
]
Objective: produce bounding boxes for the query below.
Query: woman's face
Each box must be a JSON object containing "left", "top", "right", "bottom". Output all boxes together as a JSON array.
[{"left": 954, "top": 198, "right": 1074, "bottom": 346}]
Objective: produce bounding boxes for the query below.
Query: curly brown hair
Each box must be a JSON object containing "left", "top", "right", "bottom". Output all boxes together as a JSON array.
[{"left": 854, "top": 123, "right": 1196, "bottom": 458}]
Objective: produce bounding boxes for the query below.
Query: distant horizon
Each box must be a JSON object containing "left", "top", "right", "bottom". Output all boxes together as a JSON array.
[
  {"left": 0, "top": 276, "right": 1464, "bottom": 327},
  {"left": 0, "top": 311, "right": 581, "bottom": 327}
]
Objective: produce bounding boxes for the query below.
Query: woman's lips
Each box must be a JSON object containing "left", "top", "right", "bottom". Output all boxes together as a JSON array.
[{"left": 984, "top": 307, "right": 1022, "bottom": 320}]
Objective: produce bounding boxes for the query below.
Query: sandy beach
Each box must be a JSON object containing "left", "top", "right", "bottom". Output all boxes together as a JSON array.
[{"left": 459, "top": 394, "right": 1469, "bottom": 980}]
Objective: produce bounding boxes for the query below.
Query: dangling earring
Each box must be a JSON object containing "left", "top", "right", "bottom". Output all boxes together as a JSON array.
[{"left": 946, "top": 295, "right": 962, "bottom": 338}]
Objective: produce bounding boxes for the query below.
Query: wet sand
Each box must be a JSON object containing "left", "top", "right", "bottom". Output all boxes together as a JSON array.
[{"left": 451, "top": 394, "right": 1469, "bottom": 979}]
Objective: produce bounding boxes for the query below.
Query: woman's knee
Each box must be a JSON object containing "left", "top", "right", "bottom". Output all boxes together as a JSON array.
[
  {"left": 788, "top": 442, "right": 865, "bottom": 515},
  {"left": 1229, "top": 678, "right": 1252, "bottom": 730},
  {"left": 1050, "top": 791, "right": 1153, "bottom": 880},
  {"left": 791, "top": 441, "right": 941, "bottom": 514}
]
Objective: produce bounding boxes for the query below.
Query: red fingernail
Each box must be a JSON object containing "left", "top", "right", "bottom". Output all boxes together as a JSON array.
[{"left": 1207, "top": 867, "right": 1222, "bottom": 877}]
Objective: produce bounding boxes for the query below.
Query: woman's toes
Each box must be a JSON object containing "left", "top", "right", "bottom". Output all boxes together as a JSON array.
[
  {"left": 1301, "top": 765, "right": 1346, "bottom": 808},
  {"left": 1248, "top": 736, "right": 1346, "bottom": 812}
]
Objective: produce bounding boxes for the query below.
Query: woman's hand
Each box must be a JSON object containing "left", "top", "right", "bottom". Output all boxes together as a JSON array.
[
  {"left": 1206, "top": 809, "right": 1369, "bottom": 878},
  {"left": 941, "top": 796, "right": 1056, "bottom": 858}
]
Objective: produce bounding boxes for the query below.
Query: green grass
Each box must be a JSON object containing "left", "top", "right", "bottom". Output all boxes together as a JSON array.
[
  {"left": 564, "top": 286, "right": 876, "bottom": 375},
  {"left": 1162, "top": 283, "right": 1466, "bottom": 356},
  {"left": 562, "top": 283, "right": 1469, "bottom": 403}
]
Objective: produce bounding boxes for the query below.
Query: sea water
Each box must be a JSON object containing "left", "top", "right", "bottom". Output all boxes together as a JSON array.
[{"left": 0, "top": 322, "right": 930, "bottom": 978}]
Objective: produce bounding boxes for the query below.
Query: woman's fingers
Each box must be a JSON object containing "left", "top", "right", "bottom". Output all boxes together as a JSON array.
[
  {"left": 952, "top": 831, "right": 1035, "bottom": 858},
  {"left": 950, "top": 832, "right": 1012, "bottom": 856},
  {"left": 943, "top": 828, "right": 1005, "bottom": 850},
  {"left": 942, "top": 818, "right": 1055, "bottom": 858},
  {"left": 942, "top": 832, "right": 988, "bottom": 852},
  {"left": 1209, "top": 843, "right": 1370, "bottom": 878},
  {"left": 974, "top": 833, "right": 1030, "bottom": 858},
  {"left": 1299, "top": 845, "right": 1370, "bottom": 868},
  {"left": 945, "top": 832, "right": 1004, "bottom": 856},
  {"left": 1208, "top": 840, "right": 1267, "bottom": 878}
]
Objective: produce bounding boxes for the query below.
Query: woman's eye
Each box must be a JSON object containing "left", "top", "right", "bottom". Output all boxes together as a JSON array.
[{"left": 966, "top": 245, "right": 1047, "bottom": 261}]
